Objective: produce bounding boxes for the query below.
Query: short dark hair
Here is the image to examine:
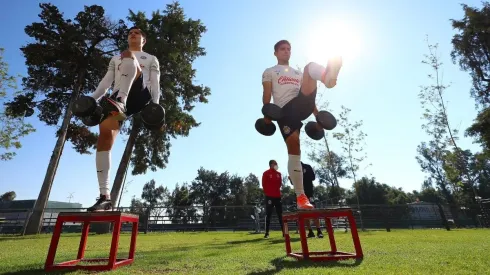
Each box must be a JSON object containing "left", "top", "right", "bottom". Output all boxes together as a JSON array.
[
  {"left": 128, "top": 26, "right": 147, "bottom": 39},
  {"left": 269, "top": 160, "right": 277, "bottom": 166},
  {"left": 274, "top": 40, "right": 291, "bottom": 52}
]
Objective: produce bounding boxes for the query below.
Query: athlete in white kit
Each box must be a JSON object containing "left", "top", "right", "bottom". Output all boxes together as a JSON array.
[
  {"left": 87, "top": 26, "right": 161, "bottom": 212},
  {"left": 261, "top": 39, "right": 342, "bottom": 210}
]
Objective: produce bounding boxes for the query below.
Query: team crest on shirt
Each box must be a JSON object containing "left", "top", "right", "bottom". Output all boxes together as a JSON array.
[
  {"left": 282, "top": 126, "right": 291, "bottom": 134},
  {"left": 268, "top": 200, "right": 272, "bottom": 205},
  {"left": 303, "top": 168, "right": 306, "bottom": 173},
  {"left": 140, "top": 55, "right": 147, "bottom": 59},
  {"left": 274, "top": 69, "right": 281, "bottom": 75}
]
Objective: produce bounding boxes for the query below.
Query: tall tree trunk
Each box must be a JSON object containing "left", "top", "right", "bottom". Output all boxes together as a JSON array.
[
  {"left": 111, "top": 116, "right": 141, "bottom": 207},
  {"left": 24, "top": 73, "right": 85, "bottom": 235}
]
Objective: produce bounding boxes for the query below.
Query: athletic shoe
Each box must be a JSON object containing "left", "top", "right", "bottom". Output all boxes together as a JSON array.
[
  {"left": 297, "top": 194, "right": 314, "bottom": 210},
  {"left": 87, "top": 195, "right": 113, "bottom": 212}
]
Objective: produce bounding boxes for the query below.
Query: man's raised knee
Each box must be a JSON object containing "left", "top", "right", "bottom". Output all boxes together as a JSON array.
[{"left": 121, "top": 49, "right": 136, "bottom": 59}]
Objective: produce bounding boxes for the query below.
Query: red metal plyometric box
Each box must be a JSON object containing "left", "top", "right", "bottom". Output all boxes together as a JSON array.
[
  {"left": 44, "top": 211, "right": 139, "bottom": 272},
  {"left": 282, "top": 207, "right": 363, "bottom": 261}
]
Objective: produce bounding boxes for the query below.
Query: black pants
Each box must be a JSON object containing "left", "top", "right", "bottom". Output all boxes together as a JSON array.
[
  {"left": 277, "top": 89, "right": 317, "bottom": 141},
  {"left": 265, "top": 196, "right": 284, "bottom": 234}
]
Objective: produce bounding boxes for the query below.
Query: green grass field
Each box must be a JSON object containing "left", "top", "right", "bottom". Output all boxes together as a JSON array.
[{"left": 0, "top": 229, "right": 488, "bottom": 274}]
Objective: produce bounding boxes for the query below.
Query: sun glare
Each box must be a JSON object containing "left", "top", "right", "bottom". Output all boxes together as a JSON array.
[{"left": 304, "top": 19, "right": 362, "bottom": 64}]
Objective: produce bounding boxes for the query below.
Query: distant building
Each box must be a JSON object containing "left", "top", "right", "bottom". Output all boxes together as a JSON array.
[
  {"left": 407, "top": 201, "right": 453, "bottom": 228},
  {"left": 0, "top": 200, "right": 83, "bottom": 234}
]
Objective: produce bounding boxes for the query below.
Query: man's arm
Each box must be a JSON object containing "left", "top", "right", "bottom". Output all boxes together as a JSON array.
[
  {"left": 262, "top": 69, "right": 272, "bottom": 105},
  {"left": 309, "top": 165, "right": 316, "bottom": 181},
  {"left": 91, "top": 57, "right": 116, "bottom": 100},
  {"left": 262, "top": 172, "right": 267, "bottom": 189},
  {"left": 150, "top": 57, "right": 161, "bottom": 104}
]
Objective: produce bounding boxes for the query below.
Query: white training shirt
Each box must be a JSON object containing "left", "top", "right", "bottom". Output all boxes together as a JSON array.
[
  {"left": 93, "top": 51, "right": 160, "bottom": 103},
  {"left": 262, "top": 65, "right": 303, "bottom": 108}
]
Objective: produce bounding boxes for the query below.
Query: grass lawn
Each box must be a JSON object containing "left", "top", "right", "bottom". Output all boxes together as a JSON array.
[{"left": 0, "top": 229, "right": 488, "bottom": 274}]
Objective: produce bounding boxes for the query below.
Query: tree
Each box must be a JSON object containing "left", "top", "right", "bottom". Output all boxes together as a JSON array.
[
  {"left": 416, "top": 39, "right": 478, "bottom": 204},
  {"left": 0, "top": 191, "right": 16, "bottom": 201},
  {"left": 443, "top": 149, "right": 480, "bottom": 204},
  {"left": 0, "top": 48, "right": 35, "bottom": 161},
  {"left": 280, "top": 175, "right": 296, "bottom": 207},
  {"left": 140, "top": 179, "right": 168, "bottom": 233},
  {"left": 10, "top": 4, "right": 126, "bottom": 235},
  {"left": 332, "top": 105, "right": 369, "bottom": 226},
  {"left": 348, "top": 177, "right": 388, "bottom": 205},
  {"left": 416, "top": 142, "right": 453, "bottom": 202},
  {"left": 473, "top": 151, "right": 490, "bottom": 199},
  {"left": 450, "top": 3, "right": 490, "bottom": 151},
  {"left": 450, "top": 2, "right": 490, "bottom": 107},
  {"left": 109, "top": 2, "right": 211, "bottom": 207},
  {"left": 385, "top": 187, "right": 411, "bottom": 205},
  {"left": 333, "top": 106, "right": 370, "bottom": 183},
  {"left": 412, "top": 182, "right": 447, "bottom": 203},
  {"left": 166, "top": 183, "right": 197, "bottom": 224},
  {"left": 243, "top": 173, "right": 263, "bottom": 205},
  {"left": 227, "top": 174, "right": 247, "bottom": 206},
  {"left": 309, "top": 150, "right": 347, "bottom": 187}
]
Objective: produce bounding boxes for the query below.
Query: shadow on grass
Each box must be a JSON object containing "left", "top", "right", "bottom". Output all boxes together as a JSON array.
[
  {"left": 247, "top": 256, "right": 364, "bottom": 275},
  {"left": 227, "top": 237, "right": 301, "bottom": 246},
  {"left": 1, "top": 264, "right": 77, "bottom": 275}
]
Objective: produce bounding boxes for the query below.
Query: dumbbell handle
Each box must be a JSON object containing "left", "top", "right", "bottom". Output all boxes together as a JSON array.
[{"left": 263, "top": 116, "right": 272, "bottom": 124}]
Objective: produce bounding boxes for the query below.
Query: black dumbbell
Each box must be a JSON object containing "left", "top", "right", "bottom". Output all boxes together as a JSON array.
[
  {"left": 81, "top": 106, "right": 104, "bottom": 127},
  {"left": 316, "top": 110, "right": 337, "bottom": 130},
  {"left": 72, "top": 95, "right": 105, "bottom": 127},
  {"left": 73, "top": 96, "right": 97, "bottom": 117},
  {"left": 305, "top": 110, "right": 337, "bottom": 140},
  {"left": 255, "top": 118, "right": 276, "bottom": 136},
  {"left": 255, "top": 103, "right": 283, "bottom": 136},
  {"left": 305, "top": 121, "right": 325, "bottom": 140},
  {"left": 141, "top": 102, "right": 166, "bottom": 130}
]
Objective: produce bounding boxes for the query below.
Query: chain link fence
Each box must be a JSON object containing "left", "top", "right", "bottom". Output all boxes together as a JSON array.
[{"left": 0, "top": 202, "right": 488, "bottom": 235}]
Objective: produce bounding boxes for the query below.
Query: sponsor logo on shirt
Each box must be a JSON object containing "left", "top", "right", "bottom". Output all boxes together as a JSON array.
[{"left": 278, "top": 76, "right": 300, "bottom": 85}]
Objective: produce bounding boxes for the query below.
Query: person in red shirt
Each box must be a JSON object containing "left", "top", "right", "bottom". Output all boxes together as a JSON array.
[{"left": 262, "top": 159, "right": 284, "bottom": 238}]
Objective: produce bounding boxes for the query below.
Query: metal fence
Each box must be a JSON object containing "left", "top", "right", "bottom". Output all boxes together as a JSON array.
[{"left": 0, "top": 202, "right": 488, "bottom": 235}]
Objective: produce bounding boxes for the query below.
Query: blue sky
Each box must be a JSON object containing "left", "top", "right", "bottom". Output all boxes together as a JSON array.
[{"left": 0, "top": 0, "right": 484, "bottom": 207}]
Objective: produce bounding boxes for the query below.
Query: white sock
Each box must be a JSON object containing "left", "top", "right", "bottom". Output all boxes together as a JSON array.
[
  {"left": 306, "top": 62, "right": 326, "bottom": 82},
  {"left": 117, "top": 58, "right": 138, "bottom": 105},
  {"left": 288, "top": 154, "right": 304, "bottom": 196},
  {"left": 96, "top": 151, "right": 111, "bottom": 198}
]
